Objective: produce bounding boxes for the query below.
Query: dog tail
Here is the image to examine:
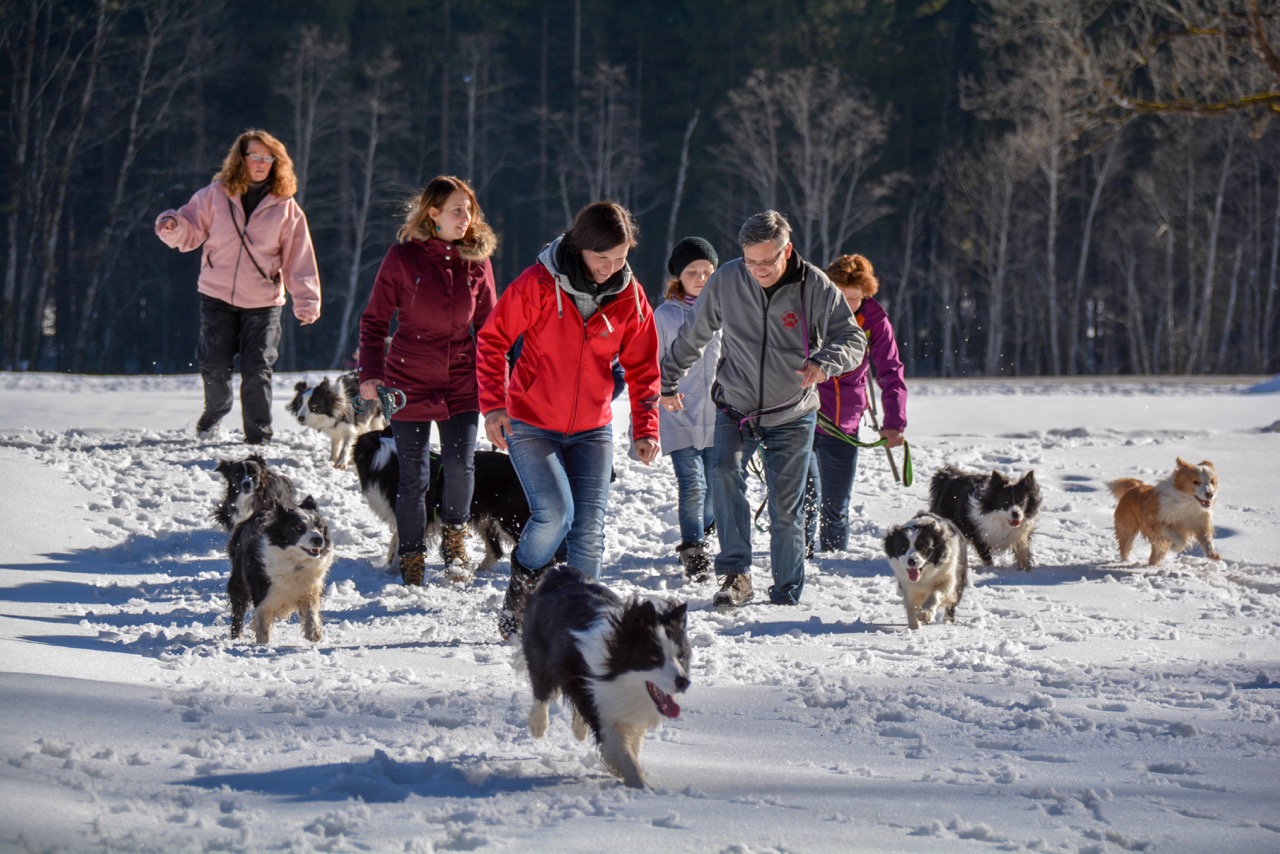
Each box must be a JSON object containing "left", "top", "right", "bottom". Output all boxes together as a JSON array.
[{"left": 1107, "top": 477, "right": 1143, "bottom": 501}]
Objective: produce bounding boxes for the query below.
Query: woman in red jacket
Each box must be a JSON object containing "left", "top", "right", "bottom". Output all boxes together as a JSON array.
[
  {"left": 358, "top": 176, "right": 497, "bottom": 586},
  {"left": 477, "top": 201, "right": 661, "bottom": 639}
]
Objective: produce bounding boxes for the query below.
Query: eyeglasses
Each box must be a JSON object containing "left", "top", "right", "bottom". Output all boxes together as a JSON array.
[
  {"left": 246, "top": 154, "right": 275, "bottom": 164},
  {"left": 743, "top": 246, "right": 786, "bottom": 270}
]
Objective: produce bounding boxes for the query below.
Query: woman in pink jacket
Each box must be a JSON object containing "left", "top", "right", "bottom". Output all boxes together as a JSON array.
[
  {"left": 357, "top": 176, "right": 498, "bottom": 586},
  {"left": 155, "top": 129, "right": 321, "bottom": 445}
]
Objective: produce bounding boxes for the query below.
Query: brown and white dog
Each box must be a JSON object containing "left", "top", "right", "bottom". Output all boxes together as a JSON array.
[{"left": 1108, "top": 457, "right": 1221, "bottom": 565}]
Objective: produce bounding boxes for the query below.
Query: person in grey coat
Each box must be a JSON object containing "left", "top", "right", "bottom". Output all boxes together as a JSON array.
[
  {"left": 660, "top": 211, "right": 866, "bottom": 607},
  {"left": 655, "top": 237, "right": 721, "bottom": 582}
]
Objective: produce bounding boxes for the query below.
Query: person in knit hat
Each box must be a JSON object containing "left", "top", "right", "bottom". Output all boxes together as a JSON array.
[{"left": 654, "top": 237, "right": 721, "bottom": 581}]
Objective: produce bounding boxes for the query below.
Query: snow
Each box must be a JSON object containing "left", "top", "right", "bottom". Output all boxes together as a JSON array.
[{"left": 1, "top": 371, "right": 1278, "bottom": 853}]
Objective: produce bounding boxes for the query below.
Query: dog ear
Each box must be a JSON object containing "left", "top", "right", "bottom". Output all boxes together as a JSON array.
[
  {"left": 664, "top": 601, "right": 688, "bottom": 625},
  {"left": 216, "top": 459, "right": 232, "bottom": 474},
  {"left": 300, "top": 495, "right": 318, "bottom": 511},
  {"left": 1175, "top": 456, "right": 1191, "bottom": 469},
  {"left": 295, "top": 380, "right": 308, "bottom": 391},
  {"left": 248, "top": 453, "right": 267, "bottom": 467},
  {"left": 989, "top": 470, "right": 1007, "bottom": 486},
  {"left": 1019, "top": 470, "right": 1037, "bottom": 488}
]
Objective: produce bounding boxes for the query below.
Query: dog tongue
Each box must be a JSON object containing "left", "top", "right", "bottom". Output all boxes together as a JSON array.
[
  {"left": 647, "top": 682, "right": 681, "bottom": 719},
  {"left": 907, "top": 568, "right": 921, "bottom": 582}
]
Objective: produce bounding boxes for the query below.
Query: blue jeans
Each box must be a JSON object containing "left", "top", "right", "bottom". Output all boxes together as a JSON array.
[
  {"left": 670, "top": 446, "right": 715, "bottom": 546},
  {"left": 804, "top": 432, "right": 860, "bottom": 552},
  {"left": 709, "top": 410, "right": 815, "bottom": 604},
  {"left": 391, "top": 412, "right": 478, "bottom": 555},
  {"left": 506, "top": 419, "right": 613, "bottom": 579}
]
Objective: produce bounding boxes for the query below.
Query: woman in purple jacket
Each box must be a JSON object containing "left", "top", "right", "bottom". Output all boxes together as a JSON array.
[{"left": 804, "top": 254, "right": 907, "bottom": 553}]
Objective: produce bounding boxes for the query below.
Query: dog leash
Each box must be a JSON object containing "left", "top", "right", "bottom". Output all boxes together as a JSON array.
[
  {"left": 354, "top": 385, "right": 408, "bottom": 418},
  {"left": 815, "top": 411, "right": 913, "bottom": 487}
]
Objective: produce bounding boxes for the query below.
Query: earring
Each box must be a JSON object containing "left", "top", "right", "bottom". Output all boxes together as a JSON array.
[{"left": 435, "top": 224, "right": 441, "bottom": 232}]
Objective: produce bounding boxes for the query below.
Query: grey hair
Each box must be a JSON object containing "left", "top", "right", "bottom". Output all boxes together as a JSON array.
[{"left": 738, "top": 210, "right": 791, "bottom": 248}]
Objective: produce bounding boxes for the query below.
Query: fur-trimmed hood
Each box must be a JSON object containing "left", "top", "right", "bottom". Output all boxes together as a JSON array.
[{"left": 457, "top": 226, "right": 497, "bottom": 263}]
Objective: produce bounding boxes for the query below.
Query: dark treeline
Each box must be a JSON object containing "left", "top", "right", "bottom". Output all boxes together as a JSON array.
[{"left": 4, "top": 0, "right": 1278, "bottom": 376}]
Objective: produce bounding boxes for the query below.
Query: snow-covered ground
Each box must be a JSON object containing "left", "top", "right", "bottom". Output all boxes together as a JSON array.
[{"left": 1, "top": 371, "right": 1278, "bottom": 853}]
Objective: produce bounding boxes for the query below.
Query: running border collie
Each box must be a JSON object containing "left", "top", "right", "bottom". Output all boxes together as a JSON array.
[
  {"left": 212, "top": 454, "right": 297, "bottom": 531},
  {"left": 884, "top": 511, "right": 969, "bottom": 629},
  {"left": 227, "top": 495, "right": 334, "bottom": 644},
  {"left": 1108, "top": 457, "right": 1220, "bottom": 565},
  {"left": 352, "top": 428, "right": 527, "bottom": 571},
  {"left": 521, "top": 566, "right": 690, "bottom": 789},
  {"left": 286, "top": 372, "right": 387, "bottom": 469},
  {"left": 929, "top": 465, "right": 1041, "bottom": 571}
]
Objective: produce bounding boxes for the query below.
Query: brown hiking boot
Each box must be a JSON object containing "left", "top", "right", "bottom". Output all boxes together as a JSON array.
[
  {"left": 440, "top": 523, "right": 472, "bottom": 581},
  {"left": 399, "top": 552, "right": 426, "bottom": 586},
  {"left": 712, "top": 572, "right": 754, "bottom": 607},
  {"left": 498, "top": 558, "right": 540, "bottom": 640},
  {"left": 676, "top": 542, "right": 712, "bottom": 583}
]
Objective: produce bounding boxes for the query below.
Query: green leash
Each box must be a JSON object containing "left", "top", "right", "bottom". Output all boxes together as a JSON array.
[
  {"left": 747, "top": 416, "right": 914, "bottom": 534},
  {"left": 815, "top": 411, "right": 914, "bottom": 488}
]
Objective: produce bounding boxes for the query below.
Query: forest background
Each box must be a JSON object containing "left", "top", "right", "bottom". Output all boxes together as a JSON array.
[{"left": 4, "top": 0, "right": 1278, "bottom": 379}]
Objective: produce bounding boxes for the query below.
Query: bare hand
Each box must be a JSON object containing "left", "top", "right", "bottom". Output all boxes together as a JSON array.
[
  {"left": 158, "top": 216, "right": 178, "bottom": 234},
  {"left": 660, "top": 393, "right": 684, "bottom": 412},
  {"left": 359, "top": 379, "right": 383, "bottom": 401},
  {"left": 295, "top": 307, "right": 320, "bottom": 326},
  {"left": 485, "top": 409, "right": 511, "bottom": 451},
  {"left": 633, "top": 437, "right": 660, "bottom": 465},
  {"left": 880, "top": 429, "right": 905, "bottom": 449},
  {"left": 797, "top": 360, "right": 827, "bottom": 388}
]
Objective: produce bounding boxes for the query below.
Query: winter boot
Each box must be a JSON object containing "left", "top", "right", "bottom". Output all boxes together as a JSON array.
[
  {"left": 712, "top": 572, "right": 754, "bottom": 608},
  {"left": 440, "top": 523, "right": 473, "bottom": 582},
  {"left": 196, "top": 413, "right": 221, "bottom": 441},
  {"left": 497, "top": 557, "right": 541, "bottom": 640},
  {"left": 399, "top": 552, "right": 426, "bottom": 586},
  {"left": 676, "top": 541, "right": 712, "bottom": 583}
]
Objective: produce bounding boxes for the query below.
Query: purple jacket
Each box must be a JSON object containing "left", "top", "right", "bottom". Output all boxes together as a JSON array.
[{"left": 816, "top": 296, "right": 906, "bottom": 436}]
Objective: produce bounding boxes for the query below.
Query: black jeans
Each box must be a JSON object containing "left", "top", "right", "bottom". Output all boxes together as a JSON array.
[
  {"left": 391, "top": 412, "right": 479, "bottom": 556},
  {"left": 197, "top": 295, "right": 282, "bottom": 442}
]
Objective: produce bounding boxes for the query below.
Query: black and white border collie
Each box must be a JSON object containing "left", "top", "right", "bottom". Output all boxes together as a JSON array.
[
  {"left": 286, "top": 372, "right": 387, "bottom": 469},
  {"left": 884, "top": 511, "right": 969, "bottom": 630},
  {"left": 227, "top": 495, "right": 334, "bottom": 644},
  {"left": 212, "top": 454, "right": 297, "bottom": 531},
  {"left": 929, "top": 465, "right": 1041, "bottom": 571},
  {"left": 352, "top": 428, "right": 528, "bottom": 571},
  {"left": 520, "top": 566, "right": 691, "bottom": 789}
]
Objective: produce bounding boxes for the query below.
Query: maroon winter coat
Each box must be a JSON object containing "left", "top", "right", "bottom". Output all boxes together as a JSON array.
[{"left": 358, "top": 234, "right": 497, "bottom": 422}]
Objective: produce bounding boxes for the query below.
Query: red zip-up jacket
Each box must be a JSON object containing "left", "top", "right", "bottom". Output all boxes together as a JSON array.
[{"left": 476, "top": 243, "right": 660, "bottom": 440}]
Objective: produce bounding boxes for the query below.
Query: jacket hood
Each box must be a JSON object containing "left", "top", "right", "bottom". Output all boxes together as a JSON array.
[
  {"left": 457, "top": 227, "right": 497, "bottom": 263},
  {"left": 538, "top": 236, "right": 633, "bottom": 300}
]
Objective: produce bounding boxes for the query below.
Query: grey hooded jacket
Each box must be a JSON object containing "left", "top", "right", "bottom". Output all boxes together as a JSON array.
[{"left": 661, "top": 255, "right": 866, "bottom": 429}]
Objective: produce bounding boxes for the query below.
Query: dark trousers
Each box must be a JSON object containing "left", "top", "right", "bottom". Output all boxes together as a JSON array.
[
  {"left": 391, "top": 412, "right": 479, "bottom": 556},
  {"left": 197, "top": 295, "right": 282, "bottom": 442}
]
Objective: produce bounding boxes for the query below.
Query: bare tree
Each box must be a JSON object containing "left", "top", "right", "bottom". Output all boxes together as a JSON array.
[
  {"left": 76, "top": 1, "right": 213, "bottom": 369},
  {"left": 549, "top": 62, "right": 643, "bottom": 219},
  {"left": 664, "top": 110, "right": 700, "bottom": 261},
  {"left": 278, "top": 25, "right": 346, "bottom": 206},
  {"left": 327, "top": 49, "right": 406, "bottom": 367},
  {"left": 716, "top": 66, "right": 900, "bottom": 261}
]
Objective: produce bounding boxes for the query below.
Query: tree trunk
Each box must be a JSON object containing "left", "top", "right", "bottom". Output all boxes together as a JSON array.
[
  {"left": 1185, "top": 119, "right": 1236, "bottom": 372},
  {"left": 664, "top": 110, "right": 700, "bottom": 260}
]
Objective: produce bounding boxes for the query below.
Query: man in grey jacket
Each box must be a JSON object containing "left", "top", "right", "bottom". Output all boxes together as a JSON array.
[{"left": 660, "top": 211, "right": 866, "bottom": 606}]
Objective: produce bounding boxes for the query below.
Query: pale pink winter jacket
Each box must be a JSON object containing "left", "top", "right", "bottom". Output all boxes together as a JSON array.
[{"left": 155, "top": 181, "right": 322, "bottom": 320}]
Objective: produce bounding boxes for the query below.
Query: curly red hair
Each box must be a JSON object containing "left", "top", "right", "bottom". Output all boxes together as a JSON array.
[
  {"left": 215, "top": 129, "right": 297, "bottom": 198},
  {"left": 825, "top": 253, "right": 879, "bottom": 297}
]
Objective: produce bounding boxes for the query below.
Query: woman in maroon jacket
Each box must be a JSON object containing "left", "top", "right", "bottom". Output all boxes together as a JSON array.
[
  {"left": 476, "top": 201, "right": 661, "bottom": 639},
  {"left": 358, "top": 176, "right": 497, "bottom": 586}
]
